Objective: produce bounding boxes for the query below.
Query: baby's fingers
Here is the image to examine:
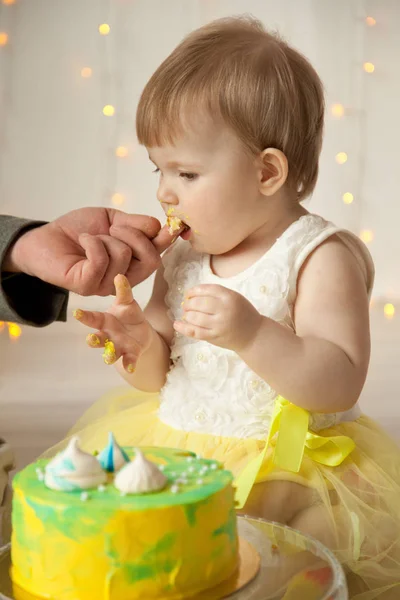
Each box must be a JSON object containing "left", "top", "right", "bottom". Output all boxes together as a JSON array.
[
  {"left": 114, "top": 274, "right": 134, "bottom": 305},
  {"left": 122, "top": 354, "right": 138, "bottom": 374},
  {"left": 73, "top": 308, "right": 107, "bottom": 331},
  {"left": 102, "top": 339, "right": 119, "bottom": 365},
  {"left": 86, "top": 332, "right": 107, "bottom": 348},
  {"left": 73, "top": 309, "right": 122, "bottom": 364},
  {"left": 85, "top": 332, "right": 119, "bottom": 365},
  {"left": 74, "top": 308, "right": 143, "bottom": 366}
]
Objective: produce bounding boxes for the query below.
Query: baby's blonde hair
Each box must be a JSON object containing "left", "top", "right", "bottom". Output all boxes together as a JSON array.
[{"left": 136, "top": 16, "right": 324, "bottom": 201}]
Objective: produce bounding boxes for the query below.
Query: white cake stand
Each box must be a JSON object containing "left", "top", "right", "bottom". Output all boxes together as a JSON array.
[{"left": 0, "top": 516, "right": 348, "bottom": 600}]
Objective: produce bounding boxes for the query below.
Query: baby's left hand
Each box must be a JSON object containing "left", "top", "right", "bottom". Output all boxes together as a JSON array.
[{"left": 174, "top": 284, "right": 262, "bottom": 352}]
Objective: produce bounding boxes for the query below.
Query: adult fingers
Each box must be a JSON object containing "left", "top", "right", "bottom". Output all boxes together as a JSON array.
[
  {"left": 109, "top": 225, "right": 161, "bottom": 285},
  {"left": 151, "top": 224, "right": 177, "bottom": 254},
  {"left": 76, "top": 234, "right": 110, "bottom": 295},
  {"left": 110, "top": 212, "right": 162, "bottom": 239},
  {"left": 93, "top": 235, "right": 132, "bottom": 295}
]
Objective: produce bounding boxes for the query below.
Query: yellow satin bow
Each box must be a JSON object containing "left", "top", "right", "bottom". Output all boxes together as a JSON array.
[{"left": 235, "top": 396, "right": 355, "bottom": 509}]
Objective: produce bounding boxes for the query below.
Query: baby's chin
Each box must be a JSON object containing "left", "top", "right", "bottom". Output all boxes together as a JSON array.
[
  {"left": 189, "top": 235, "right": 228, "bottom": 255},
  {"left": 180, "top": 226, "right": 192, "bottom": 241}
]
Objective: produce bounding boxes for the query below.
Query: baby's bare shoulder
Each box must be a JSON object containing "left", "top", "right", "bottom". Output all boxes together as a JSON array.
[
  {"left": 301, "top": 233, "right": 364, "bottom": 277},
  {"left": 295, "top": 234, "right": 370, "bottom": 373}
]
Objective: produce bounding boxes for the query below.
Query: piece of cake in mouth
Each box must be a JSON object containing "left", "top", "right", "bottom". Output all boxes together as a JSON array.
[
  {"left": 166, "top": 215, "right": 182, "bottom": 234},
  {"left": 11, "top": 439, "right": 239, "bottom": 600},
  {"left": 166, "top": 215, "right": 186, "bottom": 235}
]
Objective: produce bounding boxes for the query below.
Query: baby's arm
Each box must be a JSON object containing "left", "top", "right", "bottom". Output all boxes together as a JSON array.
[
  {"left": 115, "top": 264, "right": 174, "bottom": 391},
  {"left": 74, "top": 265, "right": 173, "bottom": 393},
  {"left": 238, "top": 236, "right": 370, "bottom": 412},
  {"left": 177, "top": 236, "right": 370, "bottom": 413}
]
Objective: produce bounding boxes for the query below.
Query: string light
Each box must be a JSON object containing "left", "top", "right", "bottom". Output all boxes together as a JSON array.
[
  {"left": 0, "top": 321, "right": 22, "bottom": 340},
  {"left": 384, "top": 303, "right": 395, "bottom": 320},
  {"left": 335, "top": 152, "right": 348, "bottom": 165},
  {"left": 103, "top": 104, "right": 115, "bottom": 117},
  {"left": 359, "top": 230, "right": 374, "bottom": 243},
  {"left": 99, "top": 23, "right": 110, "bottom": 36},
  {"left": 115, "top": 146, "right": 128, "bottom": 158},
  {"left": 331, "top": 104, "right": 345, "bottom": 118},
  {"left": 0, "top": 6, "right": 396, "bottom": 329},
  {"left": 81, "top": 67, "right": 92, "bottom": 78},
  {"left": 98, "top": 5, "right": 131, "bottom": 216},
  {"left": 111, "top": 193, "right": 125, "bottom": 206},
  {"left": 8, "top": 322, "right": 22, "bottom": 340},
  {"left": 0, "top": 32, "right": 9, "bottom": 46},
  {"left": 363, "top": 62, "right": 375, "bottom": 73},
  {"left": 343, "top": 192, "right": 354, "bottom": 205}
]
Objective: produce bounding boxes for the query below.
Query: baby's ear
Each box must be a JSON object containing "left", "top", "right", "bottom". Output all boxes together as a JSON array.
[{"left": 257, "top": 148, "right": 288, "bottom": 197}]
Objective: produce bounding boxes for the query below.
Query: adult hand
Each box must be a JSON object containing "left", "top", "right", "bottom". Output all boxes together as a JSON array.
[{"left": 3, "top": 208, "right": 174, "bottom": 296}]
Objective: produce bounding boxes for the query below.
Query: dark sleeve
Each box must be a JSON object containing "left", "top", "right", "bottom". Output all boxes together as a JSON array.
[{"left": 0, "top": 215, "right": 69, "bottom": 326}]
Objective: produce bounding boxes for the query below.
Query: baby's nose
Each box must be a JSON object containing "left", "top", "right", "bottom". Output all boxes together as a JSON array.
[{"left": 157, "top": 182, "right": 178, "bottom": 205}]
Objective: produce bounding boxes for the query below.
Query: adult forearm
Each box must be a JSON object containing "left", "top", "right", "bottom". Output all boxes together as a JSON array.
[
  {"left": 2, "top": 239, "right": 22, "bottom": 272},
  {"left": 238, "top": 317, "right": 364, "bottom": 412},
  {"left": 115, "top": 328, "right": 171, "bottom": 392},
  {"left": 0, "top": 217, "right": 68, "bottom": 326},
  {"left": 1, "top": 221, "right": 45, "bottom": 274}
]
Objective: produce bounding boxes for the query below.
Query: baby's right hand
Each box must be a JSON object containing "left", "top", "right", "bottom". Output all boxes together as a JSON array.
[{"left": 73, "top": 274, "right": 153, "bottom": 373}]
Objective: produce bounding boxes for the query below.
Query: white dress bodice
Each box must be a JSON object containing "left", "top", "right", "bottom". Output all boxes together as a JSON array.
[{"left": 159, "top": 214, "right": 374, "bottom": 440}]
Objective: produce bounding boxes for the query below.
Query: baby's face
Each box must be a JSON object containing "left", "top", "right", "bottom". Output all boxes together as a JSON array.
[{"left": 147, "top": 116, "right": 268, "bottom": 255}]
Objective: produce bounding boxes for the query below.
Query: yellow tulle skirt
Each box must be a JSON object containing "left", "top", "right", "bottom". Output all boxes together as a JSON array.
[{"left": 43, "top": 387, "right": 400, "bottom": 599}]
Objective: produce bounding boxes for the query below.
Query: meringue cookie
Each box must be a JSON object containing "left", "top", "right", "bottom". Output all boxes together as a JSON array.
[
  {"left": 97, "top": 432, "right": 129, "bottom": 473},
  {"left": 114, "top": 449, "right": 167, "bottom": 494},
  {"left": 45, "top": 437, "right": 107, "bottom": 492}
]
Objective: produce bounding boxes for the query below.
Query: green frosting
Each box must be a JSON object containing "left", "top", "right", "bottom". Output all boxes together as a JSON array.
[
  {"left": 212, "top": 508, "right": 237, "bottom": 543},
  {"left": 13, "top": 447, "right": 233, "bottom": 540},
  {"left": 125, "top": 533, "right": 178, "bottom": 583},
  {"left": 12, "top": 447, "right": 238, "bottom": 598}
]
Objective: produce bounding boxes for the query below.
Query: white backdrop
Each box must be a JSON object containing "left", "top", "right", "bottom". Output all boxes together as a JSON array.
[{"left": 1, "top": 0, "right": 399, "bottom": 311}]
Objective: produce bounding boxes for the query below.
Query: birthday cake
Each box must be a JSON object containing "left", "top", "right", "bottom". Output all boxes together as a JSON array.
[{"left": 11, "top": 436, "right": 239, "bottom": 600}]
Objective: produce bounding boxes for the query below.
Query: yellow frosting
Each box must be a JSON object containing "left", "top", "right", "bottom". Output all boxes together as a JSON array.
[
  {"left": 166, "top": 216, "right": 183, "bottom": 235},
  {"left": 12, "top": 447, "right": 238, "bottom": 599}
]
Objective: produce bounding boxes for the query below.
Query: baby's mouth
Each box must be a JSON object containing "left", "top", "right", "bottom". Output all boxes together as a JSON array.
[{"left": 166, "top": 215, "right": 190, "bottom": 236}]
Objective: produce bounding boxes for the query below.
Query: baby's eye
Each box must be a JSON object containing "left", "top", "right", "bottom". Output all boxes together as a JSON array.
[
  {"left": 180, "top": 172, "right": 197, "bottom": 181},
  {"left": 152, "top": 168, "right": 160, "bottom": 174}
]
